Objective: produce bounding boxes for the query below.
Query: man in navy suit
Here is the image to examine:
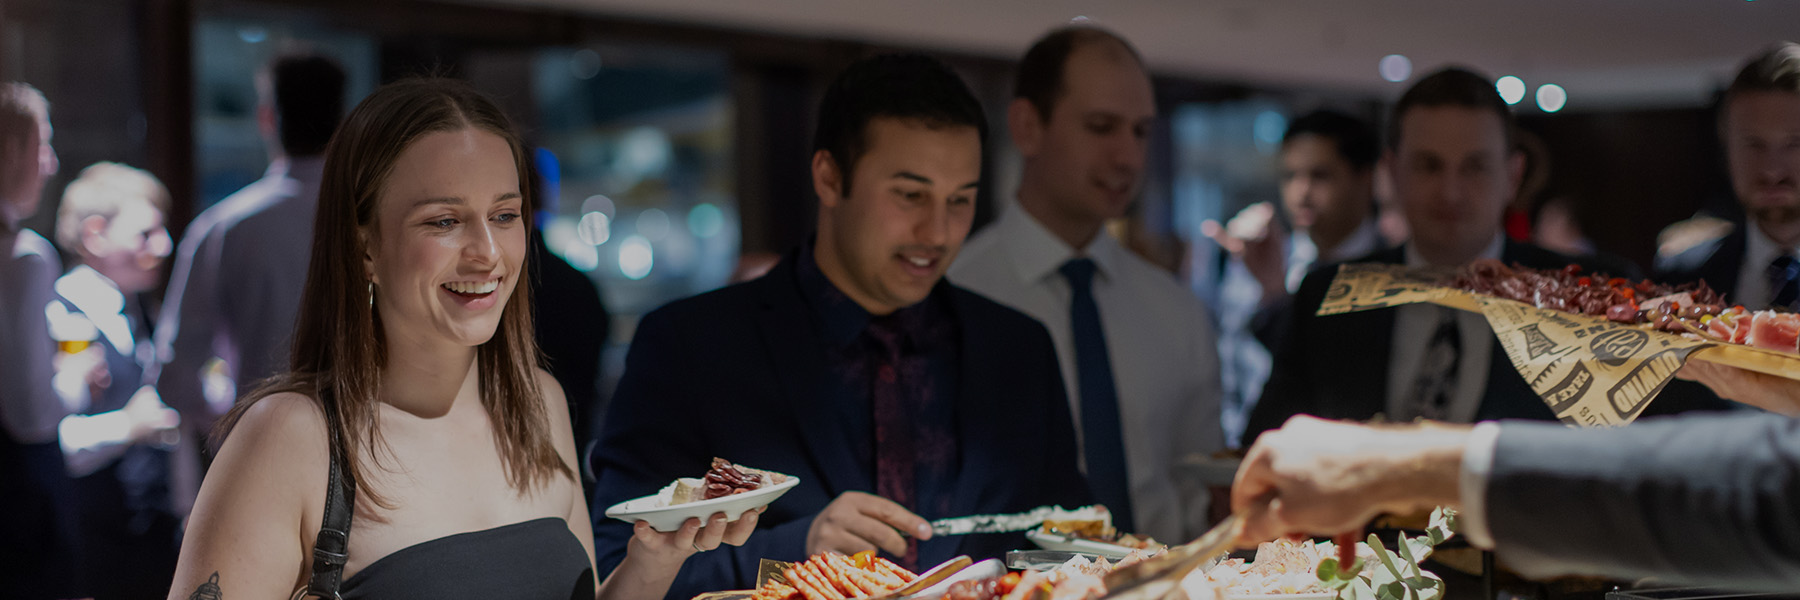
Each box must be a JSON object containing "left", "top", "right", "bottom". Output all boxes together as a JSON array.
[
  {"left": 589, "top": 54, "right": 1090, "bottom": 599},
  {"left": 1655, "top": 43, "right": 1800, "bottom": 309},
  {"left": 1244, "top": 68, "right": 1657, "bottom": 444}
]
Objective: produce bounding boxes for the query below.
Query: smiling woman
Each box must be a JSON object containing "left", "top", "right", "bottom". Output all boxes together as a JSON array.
[{"left": 164, "top": 78, "right": 758, "bottom": 600}]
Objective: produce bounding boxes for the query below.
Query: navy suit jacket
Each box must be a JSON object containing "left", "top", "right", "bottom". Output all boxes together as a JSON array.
[
  {"left": 589, "top": 255, "right": 1090, "bottom": 599},
  {"left": 1244, "top": 241, "right": 1659, "bottom": 443},
  {"left": 1487, "top": 411, "right": 1800, "bottom": 590},
  {"left": 1653, "top": 225, "right": 1748, "bottom": 302}
]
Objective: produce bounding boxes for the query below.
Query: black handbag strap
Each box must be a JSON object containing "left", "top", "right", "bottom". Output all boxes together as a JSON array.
[{"left": 296, "top": 400, "right": 355, "bottom": 600}]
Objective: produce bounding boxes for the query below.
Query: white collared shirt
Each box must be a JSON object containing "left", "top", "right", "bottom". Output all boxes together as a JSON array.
[
  {"left": 1287, "top": 217, "right": 1384, "bottom": 292},
  {"left": 1385, "top": 235, "right": 1505, "bottom": 423},
  {"left": 1735, "top": 219, "right": 1793, "bottom": 308},
  {"left": 950, "top": 204, "right": 1225, "bottom": 543},
  {"left": 51, "top": 266, "right": 155, "bottom": 477}
]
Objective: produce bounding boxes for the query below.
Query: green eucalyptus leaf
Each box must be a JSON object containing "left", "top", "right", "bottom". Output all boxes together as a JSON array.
[
  {"left": 1370, "top": 535, "right": 1407, "bottom": 581},
  {"left": 1428, "top": 507, "right": 1459, "bottom": 543},
  {"left": 1318, "top": 558, "right": 1341, "bottom": 581},
  {"left": 1343, "top": 558, "right": 1367, "bottom": 580},
  {"left": 1408, "top": 574, "right": 1445, "bottom": 600},
  {"left": 1395, "top": 533, "right": 1419, "bottom": 563},
  {"left": 1345, "top": 579, "right": 1378, "bottom": 600},
  {"left": 1403, "top": 535, "right": 1437, "bottom": 567}
]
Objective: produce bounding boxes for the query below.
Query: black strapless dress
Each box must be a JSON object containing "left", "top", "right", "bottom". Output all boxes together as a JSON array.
[{"left": 340, "top": 517, "right": 595, "bottom": 600}]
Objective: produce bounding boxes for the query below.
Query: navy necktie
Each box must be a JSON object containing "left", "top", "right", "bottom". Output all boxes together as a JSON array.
[
  {"left": 1059, "top": 258, "right": 1135, "bottom": 533},
  {"left": 1769, "top": 254, "right": 1800, "bottom": 310}
]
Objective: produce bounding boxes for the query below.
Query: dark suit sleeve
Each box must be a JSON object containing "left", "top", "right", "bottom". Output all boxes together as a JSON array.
[
  {"left": 589, "top": 307, "right": 810, "bottom": 599},
  {"left": 1486, "top": 413, "right": 1800, "bottom": 590},
  {"left": 1242, "top": 269, "right": 1330, "bottom": 445}
]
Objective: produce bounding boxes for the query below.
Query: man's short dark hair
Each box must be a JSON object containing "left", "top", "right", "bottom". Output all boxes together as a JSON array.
[
  {"left": 1283, "top": 109, "right": 1379, "bottom": 170},
  {"left": 264, "top": 53, "right": 347, "bottom": 157},
  {"left": 1013, "top": 25, "right": 1145, "bottom": 123},
  {"left": 1386, "top": 67, "right": 1515, "bottom": 151},
  {"left": 1724, "top": 42, "right": 1800, "bottom": 111},
  {"left": 812, "top": 53, "right": 987, "bottom": 193}
]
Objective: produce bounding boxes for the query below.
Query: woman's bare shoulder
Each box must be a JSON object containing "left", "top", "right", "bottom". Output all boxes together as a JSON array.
[
  {"left": 226, "top": 391, "right": 332, "bottom": 455},
  {"left": 533, "top": 367, "right": 566, "bottom": 406}
]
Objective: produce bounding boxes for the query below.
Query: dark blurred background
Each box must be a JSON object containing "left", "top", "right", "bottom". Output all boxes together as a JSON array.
[{"left": 2, "top": 0, "right": 1789, "bottom": 344}]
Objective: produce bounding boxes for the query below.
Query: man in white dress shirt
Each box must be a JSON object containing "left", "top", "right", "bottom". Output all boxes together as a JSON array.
[
  {"left": 950, "top": 25, "right": 1223, "bottom": 543},
  {"left": 49, "top": 162, "right": 187, "bottom": 597},
  {"left": 154, "top": 53, "right": 345, "bottom": 438}
]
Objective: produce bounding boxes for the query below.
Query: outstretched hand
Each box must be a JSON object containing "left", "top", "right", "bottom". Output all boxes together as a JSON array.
[
  {"left": 1231, "top": 416, "right": 1467, "bottom": 547},
  {"left": 1201, "top": 202, "right": 1291, "bottom": 302},
  {"left": 1676, "top": 360, "right": 1800, "bottom": 416}
]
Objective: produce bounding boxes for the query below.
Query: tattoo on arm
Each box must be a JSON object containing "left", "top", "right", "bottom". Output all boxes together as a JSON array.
[{"left": 187, "top": 572, "right": 222, "bottom": 600}]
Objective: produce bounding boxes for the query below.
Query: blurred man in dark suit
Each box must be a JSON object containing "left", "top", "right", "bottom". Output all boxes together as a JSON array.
[
  {"left": 1244, "top": 67, "right": 1647, "bottom": 444},
  {"left": 589, "top": 54, "right": 1089, "bottom": 599},
  {"left": 1656, "top": 43, "right": 1800, "bottom": 309}
]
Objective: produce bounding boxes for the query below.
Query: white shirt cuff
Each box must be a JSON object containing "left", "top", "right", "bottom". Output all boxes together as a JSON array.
[
  {"left": 59, "top": 410, "right": 134, "bottom": 477},
  {"left": 1457, "top": 421, "right": 1503, "bottom": 550}
]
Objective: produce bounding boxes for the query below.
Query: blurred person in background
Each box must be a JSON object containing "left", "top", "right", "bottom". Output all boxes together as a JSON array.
[
  {"left": 1202, "top": 109, "right": 1384, "bottom": 447},
  {"left": 1374, "top": 173, "right": 1410, "bottom": 247},
  {"left": 526, "top": 146, "right": 610, "bottom": 502},
  {"left": 950, "top": 24, "right": 1222, "bottom": 542},
  {"left": 1244, "top": 67, "right": 1642, "bottom": 445},
  {"left": 1656, "top": 42, "right": 1800, "bottom": 310},
  {"left": 592, "top": 53, "right": 1089, "bottom": 599},
  {"left": 168, "top": 77, "right": 754, "bottom": 600},
  {"left": 0, "top": 80, "right": 83, "bottom": 600},
  {"left": 1529, "top": 194, "right": 1596, "bottom": 257},
  {"left": 50, "top": 161, "right": 184, "bottom": 599},
  {"left": 155, "top": 53, "right": 346, "bottom": 451}
]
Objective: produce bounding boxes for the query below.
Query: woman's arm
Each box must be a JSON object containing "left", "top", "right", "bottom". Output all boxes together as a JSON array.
[
  {"left": 167, "top": 393, "right": 328, "bottom": 599},
  {"left": 532, "top": 369, "right": 760, "bottom": 600}
]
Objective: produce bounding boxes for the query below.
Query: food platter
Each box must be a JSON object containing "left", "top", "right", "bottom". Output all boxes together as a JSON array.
[
  {"left": 605, "top": 459, "right": 800, "bottom": 532},
  {"left": 1427, "top": 287, "right": 1800, "bottom": 380},
  {"left": 1322, "top": 262, "right": 1800, "bottom": 426}
]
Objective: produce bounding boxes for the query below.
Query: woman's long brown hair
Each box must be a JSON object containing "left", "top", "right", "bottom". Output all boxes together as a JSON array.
[{"left": 217, "top": 78, "right": 569, "bottom": 508}]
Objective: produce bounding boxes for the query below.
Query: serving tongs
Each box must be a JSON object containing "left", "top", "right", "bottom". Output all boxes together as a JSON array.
[{"left": 1098, "top": 513, "right": 1243, "bottom": 600}]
